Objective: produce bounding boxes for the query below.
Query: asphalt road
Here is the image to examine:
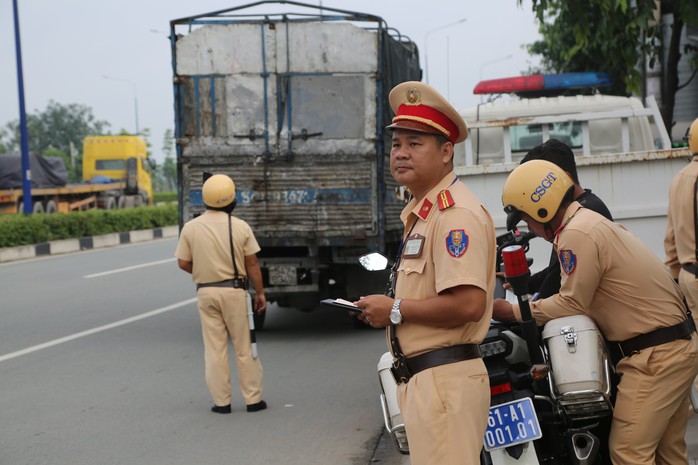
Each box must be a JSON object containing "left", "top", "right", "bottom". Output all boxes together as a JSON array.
[
  {"left": 2, "top": 237, "right": 697, "bottom": 465},
  {"left": 0, "top": 238, "right": 394, "bottom": 465}
]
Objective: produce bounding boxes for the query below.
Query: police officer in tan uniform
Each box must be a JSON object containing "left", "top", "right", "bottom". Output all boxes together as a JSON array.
[
  {"left": 665, "top": 117, "right": 698, "bottom": 331},
  {"left": 175, "top": 174, "right": 267, "bottom": 414},
  {"left": 494, "top": 160, "right": 698, "bottom": 465},
  {"left": 355, "top": 82, "right": 496, "bottom": 465}
]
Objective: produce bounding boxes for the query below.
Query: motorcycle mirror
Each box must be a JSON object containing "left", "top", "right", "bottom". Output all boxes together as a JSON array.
[{"left": 359, "top": 252, "right": 389, "bottom": 271}]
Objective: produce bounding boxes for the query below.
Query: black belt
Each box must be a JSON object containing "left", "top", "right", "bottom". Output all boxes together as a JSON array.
[
  {"left": 196, "top": 278, "right": 247, "bottom": 290},
  {"left": 682, "top": 263, "right": 698, "bottom": 276},
  {"left": 615, "top": 319, "right": 695, "bottom": 358},
  {"left": 394, "top": 344, "right": 481, "bottom": 384}
]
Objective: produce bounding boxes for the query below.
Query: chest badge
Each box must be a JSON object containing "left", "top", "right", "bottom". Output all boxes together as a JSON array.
[
  {"left": 446, "top": 229, "right": 469, "bottom": 258},
  {"left": 403, "top": 233, "right": 425, "bottom": 258},
  {"left": 559, "top": 249, "right": 577, "bottom": 275}
]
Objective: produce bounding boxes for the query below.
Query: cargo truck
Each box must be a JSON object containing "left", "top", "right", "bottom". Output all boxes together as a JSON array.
[
  {"left": 0, "top": 135, "right": 154, "bottom": 214},
  {"left": 170, "top": 1, "right": 421, "bottom": 324}
]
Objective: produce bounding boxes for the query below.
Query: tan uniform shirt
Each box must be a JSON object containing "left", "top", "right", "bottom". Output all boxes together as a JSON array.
[
  {"left": 175, "top": 210, "right": 261, "bottom": 284},
  {"left": 526, "top": 202, "right": 686, "bottom": 342},
  {"left": 664, "top": 155, "right": 698, "bottom": 278},
  {"left": 393, "top": 171, "right": 496, "bottom": 357}
]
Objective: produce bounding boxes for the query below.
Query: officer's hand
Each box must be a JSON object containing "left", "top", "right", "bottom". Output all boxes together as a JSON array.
[
  {"left": 255, "top": 293, "right": 267, "bottom": 314},
  {"left": 492, "top": 298, "right": 515, "bottom": 322},
  {"left": 495, "top": 272, "right": 512, "bottom": 290},
  {"left": 354, "top": 294, "right": 393, "bottom": 328}
]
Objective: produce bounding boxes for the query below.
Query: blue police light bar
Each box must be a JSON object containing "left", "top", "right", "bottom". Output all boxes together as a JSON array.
[{"left": 474, "top": 72, "right": 612, "bottom": 95}]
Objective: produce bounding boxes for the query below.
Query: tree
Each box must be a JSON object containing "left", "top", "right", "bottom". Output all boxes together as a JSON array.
[
  {"left": 0, "top": 100, "right": 110, "bottom": 156},
  {"left": 523, "top": 0, "right": 698, "bottom": 131}
]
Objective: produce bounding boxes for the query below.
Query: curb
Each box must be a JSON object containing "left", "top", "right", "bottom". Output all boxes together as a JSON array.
[{"left": 0, "top": 225, "right": 179, "bottom": 264}]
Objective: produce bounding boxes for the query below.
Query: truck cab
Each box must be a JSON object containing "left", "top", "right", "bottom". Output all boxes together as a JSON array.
[{"left": 82, "top": 135, "right": 154, "bottom": 207}]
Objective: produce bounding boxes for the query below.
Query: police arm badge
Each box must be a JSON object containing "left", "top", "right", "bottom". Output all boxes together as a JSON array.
[
  {"left": 559, "top": 249, "right": 577, "bottom": 275},
  {"left": 446, "top": 229, "right": 469, "bottom": 258}
]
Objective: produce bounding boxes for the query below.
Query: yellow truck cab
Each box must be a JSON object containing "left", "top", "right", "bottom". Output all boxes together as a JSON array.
[{"left": 82, "top": 135, "right": 153, "bottom": 207}]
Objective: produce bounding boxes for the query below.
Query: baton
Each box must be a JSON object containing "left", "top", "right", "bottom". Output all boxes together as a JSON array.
[{"left": 246, "top": 292, "right": 258, "bottom": 359}]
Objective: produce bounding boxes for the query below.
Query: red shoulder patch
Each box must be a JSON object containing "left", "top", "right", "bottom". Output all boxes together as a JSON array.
[{"left": 437, "top": 189, "right": 455, "bottom": 211}]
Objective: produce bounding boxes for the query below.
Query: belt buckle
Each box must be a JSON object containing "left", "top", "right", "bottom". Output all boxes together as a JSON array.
[{"left": 391, "top": 356, "right": 411, "bottom": 384}]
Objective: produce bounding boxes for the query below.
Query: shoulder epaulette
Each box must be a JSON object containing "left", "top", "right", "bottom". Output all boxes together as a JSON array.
[{"left": 438, "top": 189, "right": 455, "bottom": 211}]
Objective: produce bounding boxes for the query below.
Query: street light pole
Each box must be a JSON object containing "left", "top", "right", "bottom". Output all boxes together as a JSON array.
[
  {"left": 12, "top": 0, "right": 32, "bottom": 214},
  {"left": 102, "top": 75, "right": 139, "bottom": 134},
  {"left": 424, "top": 18, "right": 467, "bottom": 85}
]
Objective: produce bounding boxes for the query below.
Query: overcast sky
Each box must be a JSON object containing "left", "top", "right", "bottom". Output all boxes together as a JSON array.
[{"left": 0, "top": 1, "right": 540, "bottom": 163}]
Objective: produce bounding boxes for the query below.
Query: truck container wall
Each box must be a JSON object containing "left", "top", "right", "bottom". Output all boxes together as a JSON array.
[{"left": 171, "top": 2, "right": 420, "bottom": 309}]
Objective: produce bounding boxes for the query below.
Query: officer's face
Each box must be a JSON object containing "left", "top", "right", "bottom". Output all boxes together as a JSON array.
[{"left": 390, "top": 129, "right": 453, "bottom": 199}]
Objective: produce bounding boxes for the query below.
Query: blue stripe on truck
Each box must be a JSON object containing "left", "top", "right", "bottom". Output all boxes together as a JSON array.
[{"left": 189, "top": 188, "right": 370, "bottom": 206}]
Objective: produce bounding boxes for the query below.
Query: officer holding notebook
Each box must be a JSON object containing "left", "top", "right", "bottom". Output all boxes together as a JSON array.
[
  {"left": 175, "top": 173, "right": 267, "bottom": 414},
  {"left": 355, "top": 82, "right": 496, "bottom": 465}
]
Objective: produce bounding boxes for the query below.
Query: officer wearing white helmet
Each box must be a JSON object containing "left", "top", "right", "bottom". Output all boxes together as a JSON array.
[
  {"left": 175, "top": 174, "right": 267, "bottom": 414},
  {"left": 664, "top": 116, "right": 698, "bottom": 407},
  {"left": 493, "top": 160, "right": 698, "bottom": 465}
]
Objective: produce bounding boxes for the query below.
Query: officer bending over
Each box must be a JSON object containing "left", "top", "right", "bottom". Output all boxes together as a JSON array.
[{"left": 493, "top": 160, "right": 698, "bottom": 465}]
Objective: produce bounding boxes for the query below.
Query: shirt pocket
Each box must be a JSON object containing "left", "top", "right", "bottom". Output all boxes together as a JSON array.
[{"left": 398, "top": 257, "right": 427, "bottom": 276}]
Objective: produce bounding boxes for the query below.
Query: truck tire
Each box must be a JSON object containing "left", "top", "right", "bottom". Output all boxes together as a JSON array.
[{"left": 44, "top": 200, "right": 58, "bottom": 214}]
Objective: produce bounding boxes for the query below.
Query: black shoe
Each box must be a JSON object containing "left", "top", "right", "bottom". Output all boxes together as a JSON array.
[
  {"left": 211, "top": 404, "right": 232, "bottom": 414},
  {"left": 246, "top": 400, "right": 267, "bottom": 412}
]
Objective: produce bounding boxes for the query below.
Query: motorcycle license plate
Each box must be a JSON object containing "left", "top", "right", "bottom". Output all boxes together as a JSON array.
[{"left": 484, "top": 397, "right": 542, "bottom": 451}]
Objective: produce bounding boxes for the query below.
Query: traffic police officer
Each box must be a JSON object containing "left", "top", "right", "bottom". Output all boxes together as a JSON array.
[
  {"left": 355, "top": 82, "right": 496, "bottom": 465},
  {"left": 494, "top": 160, "right": 698, "bottom": 465},
  {"left": 665, "top": 117, "right": 698, "bottom": 331},
  {"left": 175, "top": 174, "right": 267, "bottom": 414}
]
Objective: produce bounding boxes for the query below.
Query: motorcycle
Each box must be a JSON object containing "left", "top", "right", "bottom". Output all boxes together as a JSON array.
[{"left": 364, "top": 229, "right": 617, "bottom": 464}]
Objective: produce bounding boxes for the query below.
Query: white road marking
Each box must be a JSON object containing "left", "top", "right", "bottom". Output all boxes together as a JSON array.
[
  {"left": 84, "top": 258, "right": 177, "bottom": 278},
  {"left": 0, "top": 297, "right": 197, "bottom": 363}
]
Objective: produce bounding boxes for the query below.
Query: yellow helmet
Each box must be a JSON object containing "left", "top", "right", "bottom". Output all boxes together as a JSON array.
[
  {"left": 502, "top": 159, "right": 574, "bottom": 230},
  {"left": 689, "top": 117, "right": 698, "bottom": 155},
  {"left": 202, "top": 174, "right": 236, "bottom": 208}
]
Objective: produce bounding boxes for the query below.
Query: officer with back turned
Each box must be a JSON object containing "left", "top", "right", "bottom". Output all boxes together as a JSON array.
[{"left": 175, "top": 174, "right": 267, "bottom": 414}]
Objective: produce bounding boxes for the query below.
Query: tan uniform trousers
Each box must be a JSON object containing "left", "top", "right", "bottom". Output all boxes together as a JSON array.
[
  {"left": 197, "top": 287, "right": 263, "bottom": 406},
  {"left": 609, "top": 335, "right": 698, "bottom": 465},
  {"left": 679, "top": 269, "right": 698, "bottom": 397},
  {"left": 397, "top": 358, "right": 490, "bottom": 465}
]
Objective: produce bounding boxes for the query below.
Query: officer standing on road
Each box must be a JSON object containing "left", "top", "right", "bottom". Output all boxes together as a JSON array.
[
  {"left": 175, "top": 174, "right": 267, "bottom": 414},
  {"left": 355, "top": 81, "right": 496, "bottom": 465},
  {"left": 518, "top": 139, "right": 613, "bottom": 299},
  {"left": 494, "top": 160, "right": 698, "bottom": 465},
  {"left": 665, "top": 117, "right": 698, "bottom": 331}
]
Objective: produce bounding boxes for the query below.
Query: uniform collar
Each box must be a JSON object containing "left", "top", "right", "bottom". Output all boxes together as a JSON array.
[
  {"left": 553, "top": 201, "right": 583, "bottom": 239},
  {"left": 401, "top": 170, "right": 458, "bottom": 223}
]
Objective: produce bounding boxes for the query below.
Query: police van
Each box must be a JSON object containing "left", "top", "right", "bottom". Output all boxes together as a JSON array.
[{"left": 451, "top": 73, "right": 691, "bottom": 269}]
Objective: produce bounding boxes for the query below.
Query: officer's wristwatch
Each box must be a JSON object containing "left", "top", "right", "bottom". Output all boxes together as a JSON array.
[{"left": 390, "top": 298, "right": 403, "bottom": 325}]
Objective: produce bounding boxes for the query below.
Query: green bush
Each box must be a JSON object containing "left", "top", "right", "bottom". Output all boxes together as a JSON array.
[
  {"left": 0, "top": 204, "right": 178, "bottom": 248},
  {"left": 153, "top": 192, "right": 177, "bottom": 203}
]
